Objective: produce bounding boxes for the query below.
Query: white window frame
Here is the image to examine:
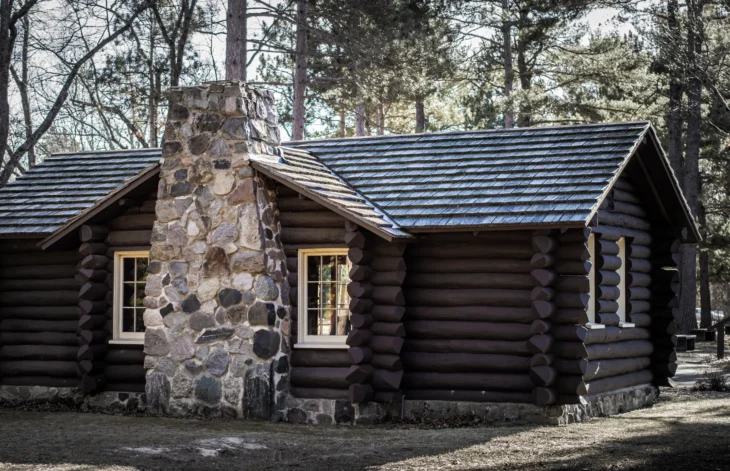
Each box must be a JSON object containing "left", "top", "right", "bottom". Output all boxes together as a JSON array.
[
  {"left": 617, "top": 237, "right": 627, "bottom": 322},
  {"left": 587, "top": 233, "right": 596, "bottom": 324},
  {"left": 112, "top": 250, "right": 150, "bottom": 344},
  {"left": 296, "top": 248, "right": 351, "bottom": 349}
]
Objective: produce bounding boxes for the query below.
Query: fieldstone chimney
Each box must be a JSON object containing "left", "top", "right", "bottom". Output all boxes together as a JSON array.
[{"left": 143, "top": 81, "right": 290, "bottom": 418}]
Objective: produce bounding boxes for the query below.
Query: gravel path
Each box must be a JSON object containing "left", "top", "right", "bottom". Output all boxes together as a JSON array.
[{"left": 1, "top": 388, "right": 729, "bottom": 471}]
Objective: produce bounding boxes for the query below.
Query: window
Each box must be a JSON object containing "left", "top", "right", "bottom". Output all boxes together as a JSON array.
[
  {"left": 297, "top": 249, "right": 352, "bottom": 348},
  {"left": 587, "top": 234, "right": 596, "bottom": 323},
  {"left": 113, "top": 251, "right": 149, "bottom": 343},
  {"left": 617, "top": 237, "right": 627, "bottom": 321}
]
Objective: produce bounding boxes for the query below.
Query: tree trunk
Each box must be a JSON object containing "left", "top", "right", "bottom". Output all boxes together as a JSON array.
[
  {"left": 666, "top": 0, "right": 684, "bottom": 179},
  {"left": 18, "top": 16, "right": 34, "bottom": 166},
  {"left": 291, "top": 0, "right": 307, "bottom": 140},
  {"left": 225, "top": 0, "right": 247, "bottom": 81},
  {"left": 0, "top": 0, "right": 17, "bottom": 176},
  {"left": 516, "top": 9, "right": 531, "bottom": 128},
  {"left": 355, "top": 99, "right": 365, "bottom": 137},
  {"left": 415, "top": 99, "right": 425, "bottom": 133},
  {"left": 377, "top": 102, "right": 385, "bottom": 135},
  {"left": 698, "top": 204, "right": 711, "bottom": 328},
  {"left": 501, "top": 0, "right": 514, "bottom": 128},
  {"left": 148, "top": 20, "right": 159, "bottom": 148}
]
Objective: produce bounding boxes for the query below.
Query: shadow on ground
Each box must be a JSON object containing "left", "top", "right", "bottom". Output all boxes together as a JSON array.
[{"left": 1, "top": 389, "right": 729, "bottom": 470}]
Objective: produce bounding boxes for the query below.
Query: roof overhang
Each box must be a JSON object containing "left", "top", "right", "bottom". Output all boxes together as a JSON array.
[
  {"left": 40, "top": 164, "right": 161, "bottom": 250},
  {"left": 587, "top": 124, "right": 701, "bottom": 243}
]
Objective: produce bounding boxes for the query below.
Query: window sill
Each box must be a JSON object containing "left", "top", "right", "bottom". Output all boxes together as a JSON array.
[
  {"left": 109, "top": 339, "right": 144, "bottom": 345},
  {"left": 294, "top": 343, "right": 348, "bottom": 350},
  {"left": 618, "top": 322, "right": 635, "bottom": 329},
  {"left": 585, "top": 322, "right": 605, "bottom": 330}
]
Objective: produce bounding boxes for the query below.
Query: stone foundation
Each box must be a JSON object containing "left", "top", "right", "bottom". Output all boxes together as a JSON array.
[
  {"left": 0, "top": 386, "right": 146, "bottom": 414},
  {"left": 280, "top": 396, "right": 399, "bottom": 425}
]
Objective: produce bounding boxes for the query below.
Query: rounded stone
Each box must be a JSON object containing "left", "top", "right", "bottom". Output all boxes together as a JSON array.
[
  {"left": 254, "top": 275, "right": 279, "bottom": 301},
  {"left": 218, "top": 288, "right": 242, "bottom": 307},
  {"left": 189, "top": 312, "right": 216, "bottom": 331},
  {"left": 144, "top": 328, "right": 169, "bottom": 356},
  {"left": 195, "top": 375, "right": 222, "bottom": 404},
  {"left": 253, "top": 329, "right": 280, "bottom": 359},
  {"left": 227, "top": 304, "right": 248, "bottom": 324},
  {"left": 232, "top": 273, "right": 254, "bottom": 291},
  {"left": 212, "top": 172, "right": 235, "bottom": 195},
  {"left": 197, "top": 278, "right": 220, "bottom": 302},
  {"left": 226, "top": 179, "right": 256, "bottom": 206},
  {"left": 248, "top": 302, "right": 275, "bottom": 326},
  {"left": 287, "top": 408, "right": 307, "bottom": 424},
  {"left": 169, "top": 336, "right": 196, "bottom": 362},
  {"left": 143, "top": 309, "right": 164, "bottom": 327},
  {"left": 206, "top": 348, "right": 230, "bottom": 376},
  {"left": 181, "top": 295, "right": 201, "bottom": 313}
]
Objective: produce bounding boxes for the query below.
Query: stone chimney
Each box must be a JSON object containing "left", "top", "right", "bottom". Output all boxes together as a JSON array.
[{"left": 142, "top": 81, "right": 290, "bottom": 418}]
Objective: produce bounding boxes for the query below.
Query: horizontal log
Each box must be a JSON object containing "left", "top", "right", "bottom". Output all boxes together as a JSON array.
[
  {"left": 371, "top": 241, "right": 407, "bottom": 257},
  {"left": 349, "top": 347, "right": 373, "bottom": 365},
  {"left": 629, "top": 300, "right": 651, "bottom": 314},
  {"left": 106, "top": 348, "right": 146, "bottom": 365},
  {"left": 404, "top": 338, "right": 531, "bottom": 355},
  {"left": 78, "top": 360, "right": 104, "bottom": 376},
  {"left": 530, "top": 366, "right": 557, "bottom": 386},
  {"left": 558, "top": 228, "right": 590, "bottom": 243},
  {"left": 0, "top": 306, "right": 78, "bottom": 320},
  {"left": 370, "top": 271, "right": 406, "bottom": 286},
  {"left": 531, "top": 287, "right": 554, "bottom": 302},
  {"left": 350, "top": 313, "right": 374, "bottom": 329},
  {"left": 76, "top": 268, "right": 107, "bottom": 284},
  {"left": 629, "top": 313, "right": 651, "bottom": 327},
  {"left": 281, "top": 228, "right": 346, "bottom": 245},
  {"left": 0, "top": 278, "right": 81, "bottom": 292},
  {"left": 290, "top": 349, "right": 351, "bottom": 367},
  {"left": 627, "top": 258, "right": 652, "bottom": 273},
  {"left": 79, "top": 242, "right": 108, "bottom": 257},
  {"left": 290, "top": 387, "right": 349, "bottom": 400},
  {"left": 406, "top": 305, "right": 535, "bottom": 323},
  {"left": 372, "top": 369, "right": 403, "bottom": 390},
  {"left": 372, "top": 286, "right": 405, "bottom": 306},
  {"left": 368, "top": 256, "right": 406, "bottom": 272},
  {"left": 598, "top": 301, "right": 619, "bottom": 314},
  {"left": 348, "top": 248, "right": 372, "bottom": 265},
  {"left": 628, "top": 272, "right": 651, "bottom": 288},
  {"left": 531, "top": 320, "right": 551, "bottom": 335},
  {"left": 349, "top": 383, "right": 374, "bottom": 403},
  {"left": 528, "top": 334, "right": 553, "bottom": 353},
  {"left": 553, "top": 357, "right": 587, "bottom": 375},
  {"left": 81, "top": 255, "right": 109, "bottom": 270},
  {"left": 552, "top": 308, "right": 589, "bottom": 325},
  {"left": 78, "top": 314, "right": 107, "bottom": 330},
  {"left": 406, "top": 243, "right": 533, "bottom": 260},
  {"left": 530, "top": 253, "right": 555, "bottom": 269},
  {"left": 419, "top": 231, "right": 533, "bottom": 244},
  {"left": 1, "top": 251, "right": 78, "bottom": 266},
  {"left": 279, "top": 211, "right": 345, "bottom": 228},
  {"left": 78, "top": 300, "right": 107, "bottom": 315},
  {"left": 346, "top": 364, "right": 374, "bottom": 384},
  {"left": 530, "top": 353, "right": 554, "bottom": 367},
  {"left": 345, "top": 328, "right": 373, "bottom": 347},
  {"left": 405, "top": 288, "right": 531, "bottom": 308},
  {"left": 630, "top": 287, "right": 650, "bottom": 300},
  {"left": 611, "top": 188, "right": 640, "bottom": 204},
  {"left": 531, "top": 268, "right": 556, "bottom": 287},
  {"left": 290, "top": 367, "right": 351, "bottom": 389},
  {"left": 0, "top": 360, "right": 78, "bottom": 377},
  {"left": 583, "top": 369, "right": 653, "bottom": 395},
  {"left": 344, "top": 230, "right": 366, "bottom": 249},
  {"left": 596, "top": 270, "right": 620, "bottom": 286},
  {"left": 404, "top": 272, "right": 533, "bottom": 290},
  {"left": 371, "top": 305, "right": 406, "bottom": 322},
  {"left": 597, "top": 210, "right": 650, "bottom": 231},
  {"left": 401, "top": 352, "right": 530, "bottom": 373},
  {"left": 597, "top": 312, "right": 620, "bottom": 325},
  {"left": 532, "top": 235, "right": 558, "bottom": 254},
  {"left": 79, "top": 375, "right": 105, "bottom": 395},
  {"left": 402, "top": 372, "right": 533, "bottom": 391},
  {"left": 78, "top": 344, "right": 108, "bottom": 361},
  {"left": 586, "top": 340, "right": 654, "bottom": 360},
  {"left": 405, "top": 257, "right": 529, "bottom": 274},
  {"left": 349, "top": 264, "right": 372, "bottom": 282},
  {"left": 554, "top": 292, "right": 588, "bottom": 309},
  {"left": 1, "top": 376, "right": 79, "bottom": 387},
  {"left": 80, "top": 225, "right": 109, "bottom": 242},
  {"left": 79, "top": 282, "right": 108, "bottom": 301},
  {"left": 628, "top": 244, "right": 651, "bottom": 259},
  {"left": 348, "top": 298, "right": 373, "bottom": 314},
  {"left": 532, "top": 387, "right": 557, "bottom": 405},
  {"left": 405, "top": 389, "right": 533, "bottom": 404},
  {"left": 106, "top": 230, "right": 152, "bottom": 247},
  {"left": 0, "top": 319, "right": 77, "bottom": 333},
  {"left": 371, "top": 322, "right": 405, "bottom": 337},
  {"left": 0, "top": 290, "right": 78, "bottom": 307},
  {"left": 554, "top": 260, "right": 591, "bottom": 275},
  {"left": 0, "top": 264, "right": 77, "bottom": 280},
  {"left": 596, "top": 255, "right": 621, "bottom": 271},
  {"left": 593, "top": 225, "right": 651, "bottom": 245},
  {"left": 583, "top": 357, "right": 652, "bottom": 382},
  {"left": 347, "top": 282, "right": 373, "bottom": 299},
  {"left": 553, "top": 275, "right": 589, "bottom": 292},
  {"left": 78, "top": 330, "right": 108, "bottom": 345},
  {"left": 598, "top": 285, "right": 620, "bottom": 301},
  {"left": 0, "top": 345, "right": 78, "bottom": 361},
  {"left": 371, "top": 354, "right": 402, "bottom": 371},
  {"left": 0, "top": 332, "right": 78, "bottom": 346},
  {"left": 277, "top": 197, "right": 325, "bottom": 212},
  {"left": 555, "top": 243, "right": 589, "bottom": 261},
  {"left": 404, "top": 320, "right": 531, "bottom": 341},
  {"left": 369, "top": 335, "right": 404, "bottom": 354},
  {"left": 555, "top": 375, "right": 586, "bottom": 395}
]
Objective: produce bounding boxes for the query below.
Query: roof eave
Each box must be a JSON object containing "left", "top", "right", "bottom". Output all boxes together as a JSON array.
[
  {"left": 404, "top": 221, "right": 586, "bottom": 234},
  {"left": 40, "top": 164, "right": 161, "bottom": 250}
]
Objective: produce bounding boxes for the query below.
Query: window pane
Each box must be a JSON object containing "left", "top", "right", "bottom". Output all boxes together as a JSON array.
[
  {"left": 307, "top": 309, "right": 319, "bottom": 336},
  {"left": 122, "top": 308, "right": 135, "bottom": 333},
  {"left": 307, "top": 283, "right": 320, "bottom": 308},
  {"left": 335, "top": 310, "right": 351, "bottom": 335},
  {"left": 321, "top": 283, "right": 335, "bottom": 308},
  {"left": 135, "top": 283, "right": 146, "bottom": 307},
  {"left": 337, "top": 283, "right": 349, "bottom": 308},
  {"left": 307, "top": 255, "right": 320, "bottom": 281},
  {"left": 136, "top": 257, "right": 149, "bottom": 282},
  {"left": 123, "top": 257, "right": 135, "bottom": 281},
  {"left": 320, "top": 309, "right": 333, "bottom": 335},
  {"left": 321, "top": 256, "right": 336, "bottom": 282},
  {"left": 123, "top": 283, "right": 136, "bottom": 308},
  {"left": 135, "top": 308, "right": 146, "bottom": 333},
  {"left": 336, "top": 255, "right": 349, "bottom": 282}
]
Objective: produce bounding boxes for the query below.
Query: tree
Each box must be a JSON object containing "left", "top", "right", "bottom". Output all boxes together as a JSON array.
[{"left": 226, "top": 0, "right": 247, "bottom": 80}]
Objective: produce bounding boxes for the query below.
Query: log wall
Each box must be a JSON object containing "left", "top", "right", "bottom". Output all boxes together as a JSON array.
[
  {"left": 279, "top": 184, "right": 351, "bottom": 400},
  {"left": 402, "top": 232, "right": 535, "bottom": 403},
  {"left": 0, "top": 239, "right": 81, "bottom": 388}
]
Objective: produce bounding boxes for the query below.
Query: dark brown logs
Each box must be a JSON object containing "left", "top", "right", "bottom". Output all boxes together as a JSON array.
[
  {"left": 402, "top": 372, "right": 533, "bottom": 391},
  {"left": 370, "top": 271, "right": 406, "bottom": 286},
  {"left": 554, "top": 260, "right": 591, "bottom": 275},
  {"left": 583, "top": 357, "right": 652, "bottom": 382},
  {"left": 532, "top": 300, "right": 555, "bottom": 319},
  {"left": 551, "top": 309, "right": 589, "bottom": 324},
  {"left": 78, "top": 314, "right": 107, "bottom": 330},
  {"left": 596, "top": 270, "right": 621, "bottom": 286},
  {"left": 372, "top": 369, "right": 403, "bottom": 390},
  {"left": 530, "top": 366, "right": 557, "bottom": 386},
  {"left": 1, "top": 376, "right": 79, "bottom": 388},
  {"left": 404, "top": 272, "right": 533, "bottom": 290},
  {"left": 79, "top": 282, "right": 108, "bottom": 301},
  {"left": 530, "top": 253, "right": 555, "bottom": 269},
  {"left": 290, "top": 349, "right": 351, "bottom": 367},
  {"left": 596, "top": 210, "right": 650, "bottom": 231},
  {"left": 371, "top": 322, "right": 405, "bottom": 337},
  {"left": 105, "top": 348, "right": 146, "bottom": 365},
  {"left": 281, "top": 228, "right": 346, "bottom": 245},
  {"left": 598, "top": 286, "right": 620, "bottom": 300},
  {"left": 407, "top": 244, "right": 533, "bottom": 260},
  {"left": 0, "top": 265, "right": 77, "bottom": 279},
  {"left": 0, "top": 291, "right": 79, "bottom": 307},
  {"left": 0, "top": 306, "right": 78, "bottom": 320},
  {"left": 369, "top": 335, "right": 404, "bottom": 354},
  {"left": 371, "top": 305, "right": 406, "bottom": 322},
  {"left": 350, "top": 313, "right": 374, "bottom": 329},
  {"left": 80, "top": 225, "right": 109, "bottom": 242},
  {"left": 404, "top": 389, "right": 532, "bottom": 403},
  {"left": 349, "top": 264, "right": 373, "bottom": 282},
  {"left": 77, "top": 344, "right": 108, "bottom": 361},
  {"left": 406, "top": 306, "right": 534, "bottom": 323},
  {"left": 78, "top": 330, "right": 108, "bottom": 345},
  {"left": 371, "top": 354, "right": 402, "bottom": 370},
  {"left": 532, "top": 387, "right": 557, "bottom": 405},
  {"left": 79, "top": 242, "right": 108, "bottom": 257},
  {"left": 290, "top": 387, "right": 349, "bottom": 400},
  {"left": 553, "top": 276, "right": 589, "bottom": 292},
  {"left": 81, "top": 255, "right": 109, "bottom": 270},
  {"left": 349, "top": 383, "right": 374, "bottom": 403},
  {"left": 0, "top": 332, "right": 78, "bottom": 346},
  {"left": 77, "top": 269, "right": 107, "bottom": 283},
  {"left": 403, "top": 338, "right": 531, "bottom": 355},
  {"left": 79, "top": 300, "right": 107, "bottom": 315},
  {"left": 555, "top": 243, "right": 589, "bottom": 261},
  {"left": 405, "top": 289, "right": 531, "bottom": 307},
  {"left": 629, "top": 313, "right": 652, "bottom": 327},
  {"left": 345, "top": 365, "right": 374, "bottom": 383},
  {"left": 629, "top": 272, "right": 653, "bottom": 288},
  {"left": 528, "top": 334, "right": 553, "bottom": 353},
  {"left": 404, "top": 320, "right": 531, "bottom": 340},
  {"left": 554, "top": 292, "right": 588, "bottom": 309},
  {"left": 651, "top": 363, "right": 678, "bottom": 377},
  {"left": 106, "top": 230, "right": 152, "bottom": 247},
  {"left": 279, "top": 211, "right": 345, "bottom": 229},
  {"left": 0, "top": 319, "right": 77, "bottom": 333},
  {"left": 347, "top": 248, "right": 372, "bottom": 265},
  {"left": 400, "top": 352, "right": 531, "bottom": 373},
  {"left": 0, "top": 278, "right": 81, "bottom": 291},
  {"left": 349, "top": 298, "right": 373, "bottom": 314},
  {"left": 103, "top": 364, "right": 146, "bottom": 383},
  {"left": 405, "top": 258, "right": 528, "bottom": 274},
  {"left": 370, "top": 256, "right": 405, "bottom": 272},
  {"left": 0, "top": 361, "right": 78, "bottom": 377},
  {"left": 347, "top": 282, "right": 373, "bottom": 298},
  {"left": 290, "top": 367, "right": 350, "bottom": 389},
  {"left": 627, "top": 258, "right": 651, "bottom": 273},
  {"left": 531, "top": 269, "right": 557, "bottom": 287},
  {"left": 0, "top": 345, "right": 78, "bottom": 361},
  {"left": 371, "top": 286, "right": 405, "bottom": 306},
  {"left": 346, "top": 329, "right": 373, "bottom": 347},
  {"left": 593, "top": 226, "right": 651, "bottom": 245},
  {"left": 582, "top": 369, "right": 653, "bottom": 395}
]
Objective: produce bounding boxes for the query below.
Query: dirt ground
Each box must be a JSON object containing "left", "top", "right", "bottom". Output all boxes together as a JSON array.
[
  {"left": 2, "top": 345, "right": 730, "bottom": 471},
  {"left": 0, "top": 387, "right": 728, "bottom": 471}
]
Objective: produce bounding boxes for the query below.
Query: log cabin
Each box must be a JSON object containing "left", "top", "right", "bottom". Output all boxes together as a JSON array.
[{"left": 0, "top": 81, "right": 698, "bottom": 425}]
